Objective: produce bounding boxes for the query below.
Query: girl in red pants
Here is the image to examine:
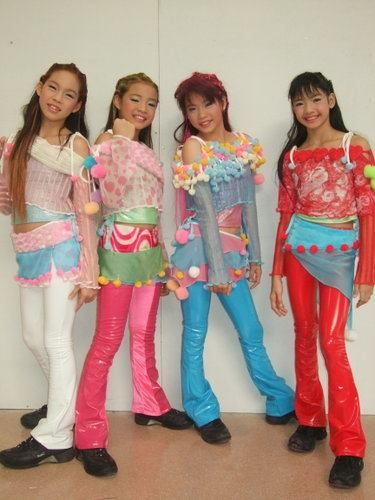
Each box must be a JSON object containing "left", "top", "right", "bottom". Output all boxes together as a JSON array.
[
  {"left": 75, "top": 74, "right": 192, "bottom": 478},
  {"left": 271, "top": 72, "right": 375, "bottom": 489}
]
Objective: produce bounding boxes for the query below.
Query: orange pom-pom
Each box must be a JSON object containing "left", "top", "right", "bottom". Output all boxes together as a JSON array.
[
  {"left": 84, "top": 201, "right": 100, "bottom": 215},
  {"left": 112, "top": 279, "right": 122, "bottom": 287},
  {"left": 166, "top": 279, "right": 179, "bottom": 291},
  {"left": 175, "top": 286, "right": 189, "bottom": 300}
]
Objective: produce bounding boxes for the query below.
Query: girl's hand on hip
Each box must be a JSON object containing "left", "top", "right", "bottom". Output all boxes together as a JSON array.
[
  {"left": 270, "top": 275, "right": 288, "bottom": 316},
  {"left": 69, "top": 285, "right": 98, "bottom": 312},
  {"left": 247, "top": 263, "right": 262, "bottom": 289},
  {"left": 209, "top": 283, "right": 233, "bottom": 295},
  {"left": 353, "top": 284, "right": 373, "bottom": 308}
]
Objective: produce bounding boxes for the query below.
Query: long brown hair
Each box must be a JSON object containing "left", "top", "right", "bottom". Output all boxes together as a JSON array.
[
  {"left": 104, "top": 73, "right": 158, "bottom": 149},
  {"left": 9, "top": 63, "right": 88, "bottom": 220}
]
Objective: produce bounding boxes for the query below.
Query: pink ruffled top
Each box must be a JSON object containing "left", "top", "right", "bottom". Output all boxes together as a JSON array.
[{"left": 278, "top": 145, "right": 375, "bottom": 217}]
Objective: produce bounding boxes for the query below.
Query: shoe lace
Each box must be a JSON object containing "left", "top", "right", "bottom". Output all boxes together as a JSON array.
[{"left": 16, "top": 437, "right": 35, "bottom": 450}]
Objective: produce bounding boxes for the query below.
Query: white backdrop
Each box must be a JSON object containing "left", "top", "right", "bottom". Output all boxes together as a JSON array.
[{"left": 0, "top": 0, "right": 374, "bottom": 414}]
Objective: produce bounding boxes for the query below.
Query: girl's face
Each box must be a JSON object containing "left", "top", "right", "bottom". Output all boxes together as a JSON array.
[
  {"left": 185, "top": 93, "right": 226, "bottom": 139},
  {"left": 292, "top": 89, "right": 335, "bottom": 130},
  {"left": 114, "top": 82, "right": 158, "bottom": 131},
  {"left": 36, "top": 70, "right": 82, "bottom": 123}
]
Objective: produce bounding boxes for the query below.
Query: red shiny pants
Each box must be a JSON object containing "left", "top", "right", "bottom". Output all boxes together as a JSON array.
[
  {"left": 285, "top": 253, "right": 365, "bottom": 457},
  {"left": 75, "top": 283, "right": 171, "bottom": 449}
]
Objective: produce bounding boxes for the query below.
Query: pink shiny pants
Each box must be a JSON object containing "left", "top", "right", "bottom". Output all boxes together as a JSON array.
[
  {"left": 75, "top": 283, "right": 171, "bottom": 449},
  {"left": 285, "top": 253, "right": 365, "bottom": 457}
]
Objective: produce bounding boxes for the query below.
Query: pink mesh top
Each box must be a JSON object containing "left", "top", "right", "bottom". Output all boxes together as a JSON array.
[
  {"left": 0, "top": 134, "right": 99, "bottom": 288},
  {"left": 277, "top": 145, "right": 375, "bottom": 217},
  {"left": 92, "top": 135, "right": 164, "bottom": 217},
  {"left": 216, "top": 205, "right": 243, "bottom": 227}
]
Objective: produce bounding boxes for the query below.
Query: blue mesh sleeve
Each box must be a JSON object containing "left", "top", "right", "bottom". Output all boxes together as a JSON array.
[{"left": 194, "top": 182, "right": 230, "bottom": 285}]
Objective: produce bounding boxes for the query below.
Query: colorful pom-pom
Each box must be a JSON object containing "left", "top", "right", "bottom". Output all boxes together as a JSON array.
[
  {"left": 83, "top": 155, "right": 97, "bottom": 169},
  {"left": 98, "top": 275, "right": 109, "bottom": 285},
  {"left": 309, "top": 245, "right": 318, "bottom": 254},
  {"left": 76, "top": 235, "right": 83, "bottom": 242},
  {"left": 352, "top": 241, "right": 360, "bottom": 250},
  {"left": 364, "top": 164, "right": 375, "bottom": 179},
  {"left": 175, "top": 229, "right": 190, "bottom": 245},
  {"left": 288, "top": 162, "right": 296, "bottom": 170},
  {"left": 70, "top": 175, "right": 78, "bottom": 182},
  {"left": 144, "top": 279, "right": 153, "bottom": 285},
  {"left": 166, "top": 279, "right": 179, "bottom": 291},
  {"left": 158, "top": 270, "right": 166, "bottom": 278},
  {"left": 176, "top": 271, "right": 185, "bottom": 280},
  {"left": 340, "top": 244, "right": 349, "bottom": 252},
  {"left": 91, "top": 164, "right": 107, "bottom": 178},
  {"left": 234, "top": 269, "right": 243, "bottom": 277},
  {"left": 284, "top": 243, "right": 292, "bottom": 252},
  {"left": 134, "top": 281, "right": 142, "bottom": 288},
  {"left": 296, "top": 245, "right": 305, "bottom": 253},
  {"left": 326, "top": 245, "right": 334, "bottom": 253},
  {"left": 188, "top": 266, "right": 200, "bottom": 278},
  {"left": 281, "top": 233, "right": 288, "bottom": 240},
  {"left": 112, "top": 279, "right": 122, "bottom": 288},
  {"left": 239, "top": 249, "right": 247, "bottom": 256},
  {"left": 84, "top": 201, "right": 100, "bottom": 215},
  {"left": 253, "top": 173, "right": 265, "bottom": 185},
  {"left": 175, "top": 286, "right": 189, "bottom": 300}
]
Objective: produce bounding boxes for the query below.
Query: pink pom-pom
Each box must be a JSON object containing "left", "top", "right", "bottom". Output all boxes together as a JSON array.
[
  {"left": 76, "top": 235, "right": 83, "bottom": 242},
  {"left": 175, "top": 229, "right": 190, "bottom": 245},
  {"left": 326, "top": 245, "right": 334, "bottom": 253},
  {"left": 309, "top": 245, "right": 318, "bottom": 254},
  {"left": 340, "top": 244, "right": 349, "bottom": 252},
  {"left": 175, "top": 286, "right": 189, "bottom": 300},
  {"left": 296, "top": 245, "right": 305, "bottom": 253},
  {"left": 71, "top": 175, "right": 78, "bottom": 182},
  {"left": 91, "top": 190, "right": 102, "bottom": 203},
  {"left": 284, "top": 243, "right": 292, "bottom": 252},
  {"left": 253, "top": 173, "right": 265, "bottom": 185},
  {"left": 91, "top": 164, "right": 107, "bottom": 179},
  {"left": 239, "top": 249, "right": 247, "bottom": 256}
]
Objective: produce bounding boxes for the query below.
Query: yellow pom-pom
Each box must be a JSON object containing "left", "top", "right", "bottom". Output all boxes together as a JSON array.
[
  {"left": 166, "top": 279, "right": 179, "bottom": 291},
  {"left": 176, "top": 271, "right": 185, "bottom": 280},
  {"left": 98, "top": 275, "right": 109, "bottom": 285},
  {"left": 112, "top": 279, "right": 122, "bottom": 287},
  {"left": 134, "top": 281, "right": 142, "bottom": 288},
  {"left": 158, "top": 270, "right": 166, "bottom": 278},
  {"left": 144, "top": 279, "right": 153, "bottom": 285},
  {"left": 201, "top": 157, "right": 208, "bottom": 166},
  {"left": 84, "top": 201, "right": 100, "bottom": 215},
  {"left": 234, "top": 269, "right": 243, "bottom": 277}
]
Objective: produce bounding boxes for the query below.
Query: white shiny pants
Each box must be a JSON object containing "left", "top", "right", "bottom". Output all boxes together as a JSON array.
[{"left": 19, "top": 271, "right": 77, "bottom": 449}]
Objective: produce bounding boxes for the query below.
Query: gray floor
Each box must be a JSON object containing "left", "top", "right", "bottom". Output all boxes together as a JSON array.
[{"left": 0, "top": 411, "right": 373, "bottom": 499}]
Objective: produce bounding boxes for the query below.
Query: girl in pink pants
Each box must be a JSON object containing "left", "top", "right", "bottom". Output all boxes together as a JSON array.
[{"left": 75, "top": 74, "right": 192, "bottom": 478}]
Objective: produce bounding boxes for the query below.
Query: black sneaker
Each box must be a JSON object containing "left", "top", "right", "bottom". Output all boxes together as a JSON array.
[
  {"left": 76, "top": 448, "right": 118, "bottom": 477},
  {"left": 196, "top": 418, "right": 231, "bottom": 444},
  {"left": 20, "top": 405, "right": 48, "bottom": 429},
  {"left": 134, "top": 409, "right": 193, "bottom": 430},
  {"left": 288, "top": 425, "right": 327, "bottom": 453},
  {"left": 266, "top": 410, "right": 296, "bottom": 425},
  {"left": 0, "top": 436, "right": 75, "bottom": 469},
  {"left": 329, "top": 456, "right": 364, "bottom": 489}
]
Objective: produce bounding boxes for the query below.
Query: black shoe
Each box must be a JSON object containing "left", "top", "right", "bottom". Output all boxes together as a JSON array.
[
  {"left": 266, "top": 410, "right": 296, "bottom": 425},
  {"left": 76, "top": 448, "right": 118, "bottom": 477},
  {"left": 0, "top": 436, "right": 75, "bottom": 469},
  {"left": 20, "top": 405, "right": 48, "bottom": 429},
  {"left": 329, "top": 456, "right": 364, "bottom": 489},
  {"left": 288, "top": 425, "right": 327, "bottom": 453},
  {"left": 134, "top": 409, "right": 193, "bottom": 430},
  {"left": 196, "top": 418, "right": 231, "bottom": 444}
]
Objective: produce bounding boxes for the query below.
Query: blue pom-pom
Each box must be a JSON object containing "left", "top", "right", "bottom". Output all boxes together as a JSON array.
[
  {"left": 188, "top": 233, "right": 195, "bottom": 241},
  {"left": 288, "top": 162, "right": 296, "bottom": 170},
  {"left": 83, "top": 155, "right": 97, "bottom": 169},
  {"left": 346, "top": 162, "right": 354, "bottom": 171}
]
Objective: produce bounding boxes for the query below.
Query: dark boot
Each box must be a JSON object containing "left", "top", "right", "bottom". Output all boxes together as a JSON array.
[
  {"left": 20, "top": 405, "right": 47, "bottom": 429},
  {"left": 266, "top": 410, "right": 296, "bottom": 425},
  {"left": 329, "top": 456, "right": 364, "bottom": 489},
  {"left": 196, "top": 418, "right": 231, "bottom": 444},
  {"left": 134, "top": 408, "right": 193, "bottom": 429},
  {"left": 76, "top": 448, "right": 118, "bottom": 477},
  {"left": 0, "top": 437, "right": 75, "bottom": 469},
  {"left": 288, "top": 425, "right": 327, "bottom": 452}
]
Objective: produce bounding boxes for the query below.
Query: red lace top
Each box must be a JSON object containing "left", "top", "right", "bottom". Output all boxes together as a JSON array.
[{"left": 277, "top": 146, "right": 375, "bottom": 217}]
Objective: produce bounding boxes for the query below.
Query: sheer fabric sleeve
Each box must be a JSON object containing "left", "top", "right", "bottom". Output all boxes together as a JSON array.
[
  {"left": 242, "top": 202, "right": 261, "bottom": 264},
  {"left": 0, "top": 159, "right": 11, "bottom": 215},
  {"left": 194, "top": 182, "right": 230, "bottom": 286},
  {"left": 72, "top": 176, "right": 99, "bottom": 289}
]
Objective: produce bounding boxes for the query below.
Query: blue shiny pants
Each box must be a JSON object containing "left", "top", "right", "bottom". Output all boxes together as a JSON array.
[{"left": 181, "top": 280, "right": 294, "bottom": 426}]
